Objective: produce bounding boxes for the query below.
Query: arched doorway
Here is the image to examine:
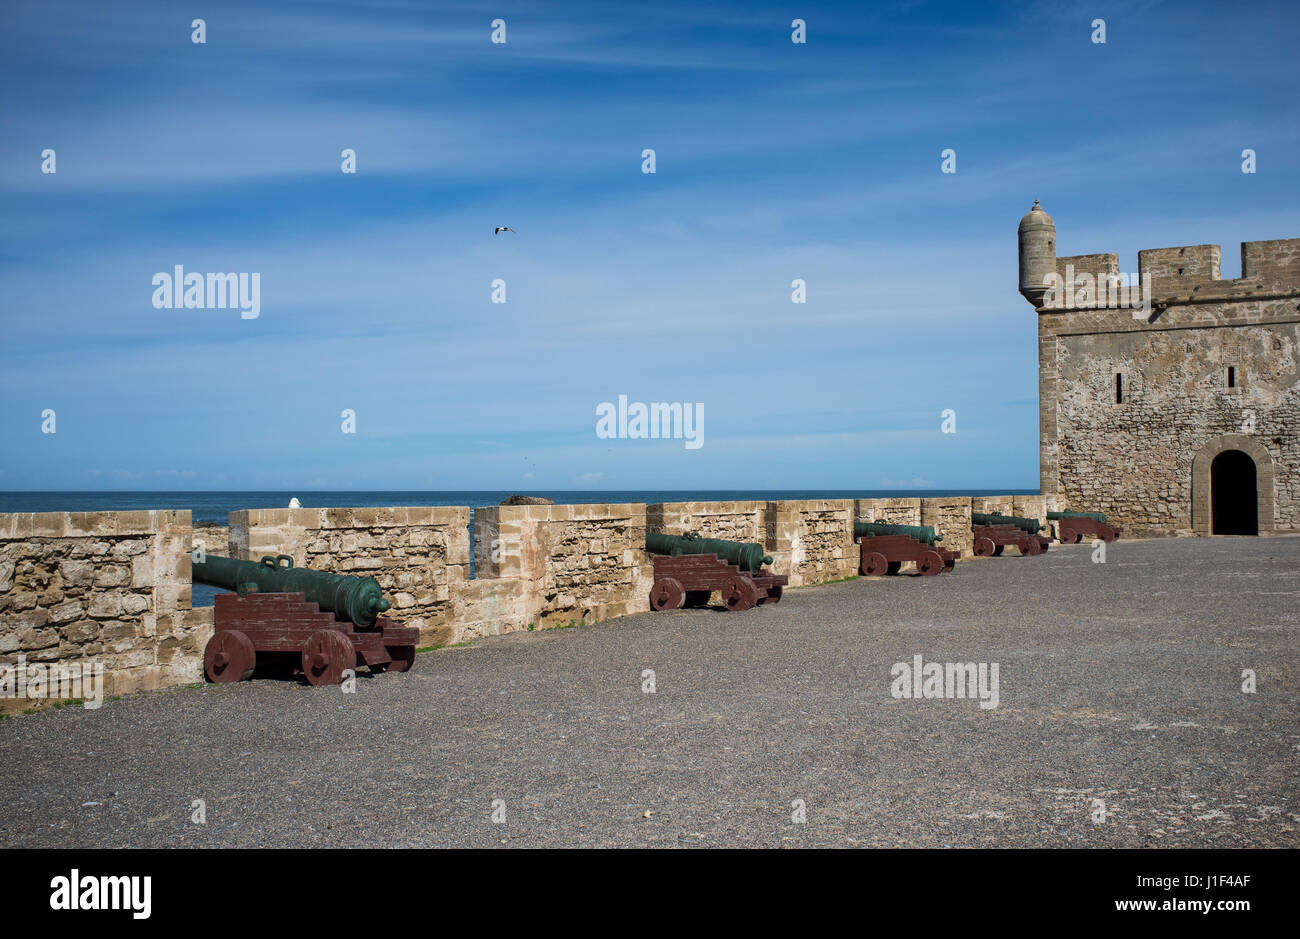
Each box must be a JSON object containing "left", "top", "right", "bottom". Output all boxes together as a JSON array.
[
  {"left": 1211, "top": 450, "right": 1257, "bottom": 535},
  {"left": 1191, "top": 434, "right": 1274, "bottom": 536}
]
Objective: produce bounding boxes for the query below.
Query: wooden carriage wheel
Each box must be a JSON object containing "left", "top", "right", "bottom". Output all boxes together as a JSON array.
[
  {"left": 650, "top": 577, "right": 685, "bottom": 611},
  {"left": 974, "top": 537, "right": 996, "bottom": 557},
  {"left": 915, "top": 550, "right": 945, "bottom": 576},
  {"left": 302, "top": 629, "right": 356, "bottom": 686},
  {"left": 720, "top": 576, "right": 759, "bottom": 612},
  {"left": 992, "top": 543, "right": 1005, "bottom": 556},
  {"left": 1021, "top": 537, "right": 1043, "bottom": 556},
  {"left": 862, "top": 551, "right": 890, "bottom": 576},
  {"left": 204, "top": 629, "right": 256, "bottom": 683}
]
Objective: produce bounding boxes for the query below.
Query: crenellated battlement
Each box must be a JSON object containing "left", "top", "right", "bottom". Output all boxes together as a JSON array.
[
  {"left": 1047, "top": 237, "right": 1300, "bottom": 311},
  {"left": 1137, "top": 244, "right": 1221, "bottom": 291},
  {"left": 1055, "top": 253, "right": 1118, "bottom": 281},
  {"left": 1241, "top": 238, "right": 1300, "bottom": 287}
]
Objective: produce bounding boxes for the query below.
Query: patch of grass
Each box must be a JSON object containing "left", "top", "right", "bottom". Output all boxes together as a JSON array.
[
  {"left": 415, "top": 641, "right": 469, "bottom": 654},
  {"left": 795, "top": 574, "right": 859, "bottom": 588},
  {"left": 540, "top": 618, "right": 599, "bottom": 631}
]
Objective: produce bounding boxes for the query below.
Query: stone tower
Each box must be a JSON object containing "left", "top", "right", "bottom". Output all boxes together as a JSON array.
[{"left": 1023, "top": 203, "right": 1300, "bottom": 537}]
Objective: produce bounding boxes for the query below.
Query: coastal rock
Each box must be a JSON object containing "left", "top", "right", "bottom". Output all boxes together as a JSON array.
[{"left": 500, "top": 494, "right": 555, "bottom": 506}]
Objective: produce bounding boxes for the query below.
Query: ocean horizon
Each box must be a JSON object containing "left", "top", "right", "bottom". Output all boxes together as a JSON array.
[{"left": 0, "top": 489, "right": 1041, "bottom": 525}]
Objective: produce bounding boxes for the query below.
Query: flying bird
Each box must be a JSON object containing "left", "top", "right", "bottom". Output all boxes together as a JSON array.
[{"left": 494, "top": 227, "right": 515, "bottom": 235}]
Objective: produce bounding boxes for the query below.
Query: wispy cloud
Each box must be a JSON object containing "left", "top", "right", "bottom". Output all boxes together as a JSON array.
[{"left": 0, "top": 0, "right": 1296, "bottom": 489}]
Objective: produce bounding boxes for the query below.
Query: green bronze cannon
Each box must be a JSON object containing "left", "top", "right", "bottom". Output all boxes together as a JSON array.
[
  {"left": 193, "top": 554, "right": 391, "bottom": 627},
  {"left": 971, "top": 513, "right": 1051, "bottom": 556},
  {"left": 645, "top": 531, "right": 772, "bottom": 574},
  {"left": 1047, "top": 510, "right": 1121, "bottom": 544},
  {"left": 854, "top": 521, "right": 942, "bottom": 545},
  {"left": 854, "top": 521, "right": 957, "bottom": 576},
  {"left": 646, "top": 531, "right": 785, "bottom": 611},
  {"left": 972, "top": 512, "right": 1044, "bottom": 534},
  {"left": 1048, "top": 510, "right": 1108, "bottom": 523}
]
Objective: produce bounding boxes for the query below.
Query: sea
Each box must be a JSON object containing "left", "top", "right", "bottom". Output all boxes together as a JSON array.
[{"left": 1, "top": 489, "right": 1036, "bottom": 606}]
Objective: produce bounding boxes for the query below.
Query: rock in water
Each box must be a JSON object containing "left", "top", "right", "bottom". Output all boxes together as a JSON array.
[{"left": 500, "top": 494, "right": 555, "bottom": 505}]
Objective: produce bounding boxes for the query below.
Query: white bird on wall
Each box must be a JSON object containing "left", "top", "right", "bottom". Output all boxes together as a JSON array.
[
  {"left": 494, "top": 227, "right": 515, "bottom": 235},
  {"left": 288, "top": 497, "right": 301, "bottom": 508}
]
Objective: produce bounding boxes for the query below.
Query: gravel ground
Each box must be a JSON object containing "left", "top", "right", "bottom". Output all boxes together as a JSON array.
[{"left": 2, "top": 536, "right": 1297, "bottom": 848}]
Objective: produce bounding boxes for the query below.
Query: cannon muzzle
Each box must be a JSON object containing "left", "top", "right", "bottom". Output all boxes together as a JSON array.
[
  {"left": 645, "top": 531, "right": 772, "bottom": 573},
  {"left": 972, "top": 513, "right": 1044, "bottom": 534},
  {"left": 854, "top": 521, "right": 942, "bottom": 545},
  {"left": 192, "top": 554, "right": 391, "bottom": 627}
]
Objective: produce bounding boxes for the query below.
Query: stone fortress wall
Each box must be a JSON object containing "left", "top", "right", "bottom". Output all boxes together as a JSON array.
[
  {"left": 0, "top": 511, "right": 210, "bottom": 712},
  {"left": 1, "top": 495, "right": 1057, "bottom": 709},
  {"left": 7, "top": 211, "right": 1295, "bottom": 709},
  {"left": 1020, "top": 201, "right": 1300, "bottom": 537}
]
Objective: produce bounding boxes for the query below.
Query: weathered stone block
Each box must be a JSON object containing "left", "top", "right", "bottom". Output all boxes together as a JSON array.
[{"left": 87, "top": 593, "right": 124, "bottom": 619}]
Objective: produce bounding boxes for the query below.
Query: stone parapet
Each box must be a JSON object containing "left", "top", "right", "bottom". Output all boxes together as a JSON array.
[
  {"left": 0, "top": 510, "right": 205, "bottom": 712},
  {"left": 1, "top": 493, "right": 1071, "bottom": 708}
]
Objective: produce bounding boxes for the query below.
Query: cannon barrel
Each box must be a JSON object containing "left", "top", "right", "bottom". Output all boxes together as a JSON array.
[
  {"left": 1047, "top": 510, "right": 1108, "bottom": 523},
  {"left": 645, "top": 531, "right": 772, "bottom": 573},
  {"left": 972, "top": 512, "right": 1044, "bottom": 534},
  {"left": 193, "top": 554, "right": 391, "bottom": 627},
  {"left": 854, "top": 521, "right": 942, "bottom": 545}
]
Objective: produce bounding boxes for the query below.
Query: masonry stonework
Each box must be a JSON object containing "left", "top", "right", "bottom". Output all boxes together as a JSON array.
[
  {"left": 0, "top": 511, "right": 209, "bottom": 713},
  {"left": 475, "top": 502, "right": 653, "bottom": 631},
  {"left": 1021, "top": 203, "right": 1300, "bottom": 537},
  {"left": 766, "top": 499, "right": 857, "bottom": 585}
]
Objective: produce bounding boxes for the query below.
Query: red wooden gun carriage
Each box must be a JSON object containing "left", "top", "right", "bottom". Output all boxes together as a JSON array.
[
  {"left": 646, "top": 532, "right": 787, "bottom": 612},
  {"left": 196, "top": 554, "right": 417, "bottom": 686},
  {"left": 854, "top": 521, "right": 959, "bottom": 576},
  {"left": 971, "top": 514, "right": 1052, "bottom": 557},
  {"left": 1049, "top": 511, "right": 1122, "bottom": 544}
]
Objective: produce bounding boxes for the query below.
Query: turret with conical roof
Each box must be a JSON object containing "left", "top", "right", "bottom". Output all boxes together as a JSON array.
[{"left": 1018, "top": 200, "right": 1056, "bottom": 306}]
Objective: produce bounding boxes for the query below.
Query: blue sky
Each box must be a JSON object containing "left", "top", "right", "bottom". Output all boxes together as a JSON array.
[{"left": 1, "top": 0, "right": 1297, "bottom": 491}]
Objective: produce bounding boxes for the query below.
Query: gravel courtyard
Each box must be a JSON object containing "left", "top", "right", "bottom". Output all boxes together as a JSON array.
[{"left": 2, "top": 536, "right": 1297, "bottom": 848}]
